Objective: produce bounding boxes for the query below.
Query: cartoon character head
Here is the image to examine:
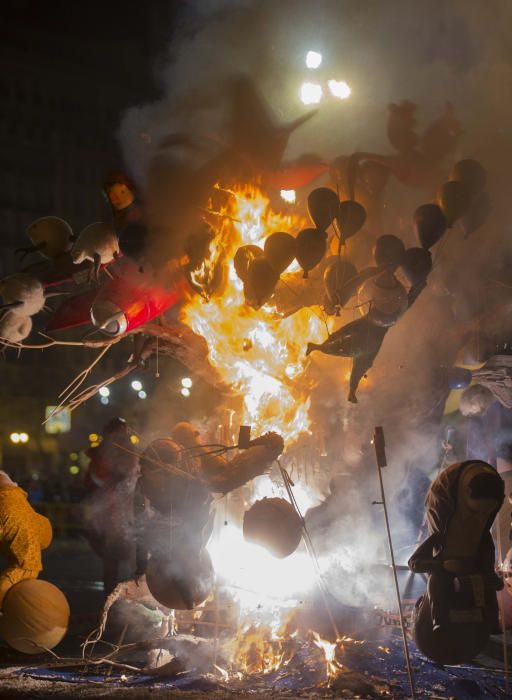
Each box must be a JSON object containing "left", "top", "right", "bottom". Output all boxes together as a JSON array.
[{"left": 102, "top": 171, "right": 136, "bottom": 211}]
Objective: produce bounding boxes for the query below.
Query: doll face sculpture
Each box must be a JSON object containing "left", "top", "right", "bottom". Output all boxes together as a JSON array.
[{"left": 106, "top": 182, "right": 135, "bottom": 211}]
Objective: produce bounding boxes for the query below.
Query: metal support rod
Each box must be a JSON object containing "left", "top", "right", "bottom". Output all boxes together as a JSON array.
[
  {"left": 373, "top": 427, "right": 416, "bottom": 700},
  {"left": 494, "top": 520, "right": 509, "bottom": 693}
]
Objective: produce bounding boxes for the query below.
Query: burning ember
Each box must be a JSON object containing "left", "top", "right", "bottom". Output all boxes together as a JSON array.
[{"left": 182, "top": 184, "right": 328, "bottom": 444}]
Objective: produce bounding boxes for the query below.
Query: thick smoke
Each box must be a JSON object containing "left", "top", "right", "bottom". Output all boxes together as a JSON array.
[{"left": 115, "top": 0, "right": 512, "bottom": 612}]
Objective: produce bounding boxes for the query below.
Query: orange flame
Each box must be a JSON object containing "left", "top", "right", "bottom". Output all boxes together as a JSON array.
[
  {"left": 232, "top": 623, "right": 298, "bottom": 674},
  {"left": 181, "top": 184, "right": 327, "bottom": 444},
  {"left": 312, "top": 632, "right": 343, "bottom": 679}
]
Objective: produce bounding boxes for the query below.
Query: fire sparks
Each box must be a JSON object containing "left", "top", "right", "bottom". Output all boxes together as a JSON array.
[{"left": 181, "top": 185, "right": 326, "bottom": 444}]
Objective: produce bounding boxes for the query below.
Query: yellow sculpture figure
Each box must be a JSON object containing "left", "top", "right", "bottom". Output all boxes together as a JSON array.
[{"left": 0, "top": 471, "right": 52, "bottom": 607}]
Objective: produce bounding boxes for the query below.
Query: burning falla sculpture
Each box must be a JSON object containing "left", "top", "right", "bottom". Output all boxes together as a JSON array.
[
  {"left": 408, "top": 461, "right": 504, "bottom": 665},
  {"left": 133, "top": 423, "right": 284, "bottom": 611},
  {"left": 0, "top": 73, "right": 489, "bottom": 417}
]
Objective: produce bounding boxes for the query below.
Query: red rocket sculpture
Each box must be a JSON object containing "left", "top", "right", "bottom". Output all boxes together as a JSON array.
[{"left": 47, "top": 261, "right": 188, "bottom": 335}]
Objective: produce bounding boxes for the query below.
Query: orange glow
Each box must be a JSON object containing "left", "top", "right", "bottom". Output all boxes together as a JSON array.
[{"left": 181, "top": 185, "right": 328, "bottom": 444}]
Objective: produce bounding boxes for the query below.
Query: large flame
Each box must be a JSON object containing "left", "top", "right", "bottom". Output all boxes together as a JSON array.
[{"left": 181, "top": 184, "right": 327, "bottom": 444}]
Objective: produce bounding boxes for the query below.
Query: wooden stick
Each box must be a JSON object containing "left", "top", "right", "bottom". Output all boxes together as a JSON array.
[{"left": 373, "top": 426, "right": 416, "bottom": 700}]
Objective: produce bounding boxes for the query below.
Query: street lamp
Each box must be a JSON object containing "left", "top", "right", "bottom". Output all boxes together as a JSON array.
[{"left": 181, "top": 377, "right": 193, "bottom": 389}]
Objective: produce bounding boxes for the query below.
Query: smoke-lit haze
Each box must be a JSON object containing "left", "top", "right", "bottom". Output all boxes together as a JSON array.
[{"left": 114, "top": 0, "right": 512, "bottom": 608}]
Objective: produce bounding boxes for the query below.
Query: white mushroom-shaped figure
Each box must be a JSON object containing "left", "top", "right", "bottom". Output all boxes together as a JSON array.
[
  {"left": 358, "top": 269, "right": 408, "bottom": 327},
  {"left": 0, "top": 311, "right": 32, "bottom": 344},
  {"left": 71, "top": 222, "right": 120, "bottom": 281},
  {"left": 20, "top": 216, "right": 73, "bottom": 260},
  {"left": 0, "top": 273, "right": 46, "bottom": 316}
]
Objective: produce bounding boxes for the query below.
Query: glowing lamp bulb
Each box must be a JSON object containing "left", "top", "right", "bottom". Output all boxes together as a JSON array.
[
  {"left": 181, "top": 377, "right": 193, "bottom": 388},
  {"left": 100, "top": 396, "right": 109, "bottom": 405},
  {"left": 131, "top": 380, "right": 142, "bottom": 392},
  {"left": 138, "top": 390, "right": 147, "bottom": 400},
  {"left": 99, "top": 386, "right": 110, "bottom": 398},
  {"left": 19, "top": 432, "right": 29, "bottom": 443},
  {"left": 305, "top": 50, "right": 322, "bottom": 69},
  {"left": 181, "top": 387, "right": 191, "bottom": 397},
  {"left": 300, "top": 82, "right": 323, "bottom": 105},
  {"left": 10, "top": 433, "right": 20, "bottom": 444},
  {"left": 280, "top": 189, "right": 296, "bottom": 204},
  {"left": 328, "top": 79, "right": 351, "bottom": 100}
]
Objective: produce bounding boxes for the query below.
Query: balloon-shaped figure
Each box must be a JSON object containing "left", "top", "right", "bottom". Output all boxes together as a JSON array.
[
  {"left": 336, "top": 200, "right": 366, "bottom": 242},
  {"left": 307, "top": 187, "right": 339, "bottom": 231},
  {"left": 0, "top": 579, "right": 69, "bottom": 654},
  {"left": 413, "top": 204, "right": 447, "bottom": 250},
  {"left": 18, "top": 216, "right": 73, "bottom": 261},
  {"left": 323, "top": 258, "right": 358, "bottom": 311},
  {"left": 437, "top": 181, "right": 472, "bottom": 227},
  {"left": 401, "top": 247, "right": 433, "bottom": 306},
  {"left": 243, "top": 497, "right": 303, "bottom": 558},
  {"left": 409, "top": 461, "right": 504, "bottom": 665},
  {"left": 263, "top": 232, "right": 296, "bottom": 274},
  {"left": 306, "top": 315, "right": 388, "bottom": 403},
  {"left": 244, "top": 258, "right": 280, "bottom": 308},
  {"left": 234, "top": 245, "right": 264, "bottom": 282},
  {"left": 450, "top": 159, "right": 486, "bottom": 197},
  {"left": 373, "top": 234, "right": 405, "bottom": 269},
  {"left": 295, "top": 228, "right": 327, "bottom": 278}
]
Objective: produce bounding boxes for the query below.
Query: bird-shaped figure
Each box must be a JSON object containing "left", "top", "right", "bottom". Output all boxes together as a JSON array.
[
  {"left": 0, "top": 274, "right": 46, "bottom": 316},
  {"left": 345, "top": 102, "right": 462, "bottom": 196},
  {"left": 17, "top": 217, "right": 73, "bottom": 261},
  {"left": 0, "top": 311, "right": 32, "bottom": 344},
  {"left": 71, "top": 222, "right": 120, "bottom": 282}
]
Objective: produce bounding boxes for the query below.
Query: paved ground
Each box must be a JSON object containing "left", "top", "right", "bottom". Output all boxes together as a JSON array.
[{"left": 0, "top": 538, "right": 510, "bottom": 698}]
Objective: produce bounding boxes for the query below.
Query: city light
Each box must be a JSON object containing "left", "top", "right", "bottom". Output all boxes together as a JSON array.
[
  {"left": 9, "top": 432, "right": 29, "bottom": 444},
  {"left": 131, "top": 380, "right": 142, "bottom": 391},
  {"left": 99, "top": 386, "right": 110, "bottom": 398},
  {"left": 300, "top": 82, "right": 323, "bottom": 105},
  {"left": 130, "top": 434, "right": 140, "bottom": 445},
  {"left": 181, "top": 387, "right": 191, "bottom": 397},
  {"left": 138, "top": 390, "right": 147, "bottom": 399},
  {"left": 328, "top": 79, "right": 351, "bottom": 100},
  {"left": 305, "top": 50, "right": 322, "bottom": 69},
  {"left": 70, "top": 452, "right": 78, "bottom": 460},
  {"left": 280, "top": 189, "right": 296, "bottom": 204},
  {"left": 181, "top": 377, "right": 193, "bottom": 388},
  {"left": 89, "top": 433, "right": 98, "bottom": 442},
  {"left": 69, "top": 465, "right": 80, "bottom": 475},
  {"left": 100, "top": 396, "right": 109, "bottom": 405}
]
